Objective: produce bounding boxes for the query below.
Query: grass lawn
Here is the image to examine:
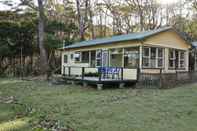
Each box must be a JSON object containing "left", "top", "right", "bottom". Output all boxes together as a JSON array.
[{"left": 0, "top": 78, "right": 197, "bottom": 131}]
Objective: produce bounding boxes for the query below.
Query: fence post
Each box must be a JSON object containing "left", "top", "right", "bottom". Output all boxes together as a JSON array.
[
  {"left": 98, "top": 68, "right": 101, "bottom": 81},
  {"left": 121, "top": 67, "right": 123, "bottom": 80},
  {"left": 63, "top": 66, "right": 65, "bottom": 76},
  {"left": 189, "top": 70, "right": 192, "bottom": 82},
  {"left": 159, "top": 68, "right": 163, "bottom": 88},
  {"left": 68, "top": 67, "right": 71, "bottom": 77},
  {"left": 82, "top": 67, "right": 84, "bottom": 80},
  {"left": 137, "top": 68, "right": 140, "bottom": 81},
  {"left": 175, "top": 70, "right": 178, "bottom": 84}
]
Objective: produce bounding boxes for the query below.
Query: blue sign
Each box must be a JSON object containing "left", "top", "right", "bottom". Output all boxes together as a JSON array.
[{"left": 98, "top": 67, "right": 121, "bottom": 74}]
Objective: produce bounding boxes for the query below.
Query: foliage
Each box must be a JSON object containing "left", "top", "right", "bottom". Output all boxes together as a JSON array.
[
  {"left": 0, "top": 12, "right": 36, "bottom": 56},
  {"left": 0, "top": 11, "right": 36, "bottom": 76},
  {"left": 45, "top": 20, "right": 78, "bottom": 50}
]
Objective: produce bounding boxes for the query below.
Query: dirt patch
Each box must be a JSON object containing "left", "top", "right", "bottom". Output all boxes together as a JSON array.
[{"left": 35, "top": 118, "right": 74, "bottom": 131}]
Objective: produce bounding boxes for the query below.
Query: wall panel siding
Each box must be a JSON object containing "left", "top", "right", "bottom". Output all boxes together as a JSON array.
[
  {"left": 84, "top": 68, "right": 98, "bottom": 74},
  {"left": 123, "top": 69, "right": 137, "bottom": 80},
  {"left": 144, "top": 31, "right": 191, "bottom": 50},
  {"left": 61, "top": 51, "right": 90, "bottom": 74},
  {"left": 70, "top": 67, "right": 82, "bottom": 76}
]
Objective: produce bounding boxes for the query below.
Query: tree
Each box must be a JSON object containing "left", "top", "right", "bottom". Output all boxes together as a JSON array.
[
  {"left": 37, "top": 0, "right": 50, "bottom": 79},
  {"left": 2, "top": 0, "right": 50, "bottom": 78},
  {"left": 0, "top": 11, "right": 36, "bottom": 76}
]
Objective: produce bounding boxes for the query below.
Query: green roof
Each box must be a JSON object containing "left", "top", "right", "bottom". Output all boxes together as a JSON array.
[{"left": 64, "top": 27, "right": 173, "bottom": 49}]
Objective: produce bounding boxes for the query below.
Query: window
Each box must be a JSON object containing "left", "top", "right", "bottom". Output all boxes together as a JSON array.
[
  {"left": 124, "top": 47, "right": 139, "bottom": 68},
  {"left": 158, "top": 48, "right": 164, "bottom": 67},
  {"left": 110, "top": 48, "right": 123, "bottom": 67},
  {"left": 142, "top": 47, "right": 150, "bottom": 67},
  {"left": 74, "top": 52, "right": 81, "bottom": 62},
  {"left": 90, "top": 51, "right": 96, "bottom": 67},
  {"left": 64, "top": 54, "right": 68, "bottom": 63},
  {"left": 169, "top": 49, "right": 175, "bottom": 68},
  {"left": 179, "top": 51, "right": 185, "bottom": 68},
  {"left": 150, "top": 47, "right": 156, "bottom": 67},
  {"left": 96, "top": 50, "right": 102, "bottom": 66},
  {"left": 142, "top": 47, "right": 164, "bottom": 68},
  {"left": 81, "top": 51, "right": 89, "bottom": 63},
  {"left": 168, "top": 49, "right": 185, "bottom": 69}
]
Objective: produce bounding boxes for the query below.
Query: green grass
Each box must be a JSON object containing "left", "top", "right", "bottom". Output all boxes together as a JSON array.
[{"left": 0, "top": 78, "right": 197, "bottom": 131}]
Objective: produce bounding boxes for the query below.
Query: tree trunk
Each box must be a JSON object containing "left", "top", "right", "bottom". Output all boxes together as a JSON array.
[
  {"left": 37, "top": 0, "right": 50, "bottom": 79},
  {"left": 89, "top": 2, "right": 95, "bottom": 39},
  {"left": 76, "top": 0, "right": 84, "bottom": 40},
  {"left": 30, "top": 54, "right": 33, "bottom": 75}
]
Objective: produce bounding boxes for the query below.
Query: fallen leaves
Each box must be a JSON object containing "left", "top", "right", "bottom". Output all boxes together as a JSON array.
[{"left": 0, "top": 96, "right": 15, "bottom": 104}]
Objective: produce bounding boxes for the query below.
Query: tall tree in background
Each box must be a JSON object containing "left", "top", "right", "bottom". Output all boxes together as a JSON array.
[
  {"left": 75, "top": 0, "right": 95, "bottom": 40},
  {"left": 37, "top": 0, "right": 50, "bottom": 78},
  {"left": 2, "top": 0, "right": 50, "bottom": 78},
  {"left": 76, "top": 0, "right": 85, "bottom": 40}
]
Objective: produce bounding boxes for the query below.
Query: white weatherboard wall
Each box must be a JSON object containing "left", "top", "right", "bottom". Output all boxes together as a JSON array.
[
  {"left": 123, "top": 69, "right": 137, "bottom": 80},
  {"left": 84, "top": 68, "right": 98, "bottom": 74},
  {"left": 61, "top": 51, "right": 90, "bottom": 74}
]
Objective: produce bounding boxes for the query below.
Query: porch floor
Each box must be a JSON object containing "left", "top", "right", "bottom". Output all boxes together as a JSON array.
[{"left": 62, "top": 75, "right": 137, "bottom": 85}]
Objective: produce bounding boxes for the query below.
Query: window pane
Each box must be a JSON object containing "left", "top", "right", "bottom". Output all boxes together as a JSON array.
[
  {"left": 96, "top": 50, "right": 102, "bottom": 58},
  {"left": 158, "top": 48, "right": 163, "bottom": 58},
  {"left": 180, "top": 60, "right": 185, "bottom": 68},
  {"left": 81, "top": 51, "right": 89, "bottom": 63},
  {"left": 124, "top": 47, "right": 139, "bottom": 68},
  {"left": 74, "top": 52, "right": 81, "bottom": 62},
  {"left": 97, "top": 59, "right": 101, "bottom": 66},
  {"left": 143, "top": 58, "right": 149, "bottom": 67},
  {"left": 169, "top": 60, "right": 174, "bottom": 67},
  {"left": 143, "top": 47, "right": 149, "bottom": 57},
  {"left": 158, "top": 58, "right": 163, "bottom": 67},
  {"left": 151, "top": 47, "right": 156, "bottom": 59},
  {"left": 169, "top": 49, "right": 174, "bottom": 58},
  {"left": 90, "top": 51, "right": 96, "bottom": 67},
  {"left": 150, "top": 59, "right": 156, "bottom": 68},
  {"left": 64, "top": 55, "right": 68, "bottom": 63},
  {"left": 180, "top": 51, "right": 185, "bottom": 59},
  {"left": 110, "top": 54, "right": 122, "bottom": 67}
]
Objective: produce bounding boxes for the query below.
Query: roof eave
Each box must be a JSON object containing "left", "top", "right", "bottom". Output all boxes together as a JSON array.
[{"left": 63, "top": 38, "right": 142, "bottom": 50}]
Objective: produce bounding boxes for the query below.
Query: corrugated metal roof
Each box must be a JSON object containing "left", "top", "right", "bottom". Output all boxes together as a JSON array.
[{"left": 64, "top": 27, "right": 173, "bottom": 49}]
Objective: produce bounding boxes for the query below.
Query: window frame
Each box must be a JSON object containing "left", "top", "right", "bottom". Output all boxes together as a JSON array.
[
  {"left": 168, "top": 49, "right": 186, "bottom": 69},
  {"left": 142, "top": 47, "right": 150, "bottom": 68},
  {"left": 142, "top": 47, "right": 164, "bottom": 69},
  {"left": 157, "top": 48, "right": 164, "bottom": 68},
  {"left": 179, "top": 51, "right": 185, "bottom": 69},
  {"left": 96, "top": 50, "right": 102, "bottom": 67},
  {"left": 124, "top": 47, "right": 139, "bottom": 68}
]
